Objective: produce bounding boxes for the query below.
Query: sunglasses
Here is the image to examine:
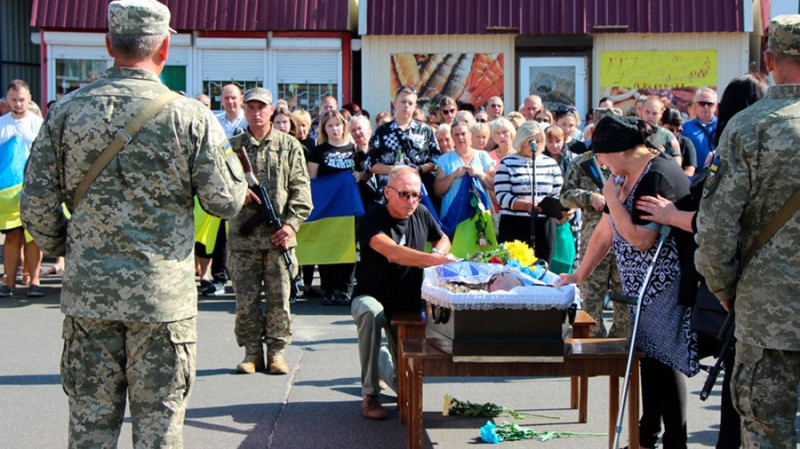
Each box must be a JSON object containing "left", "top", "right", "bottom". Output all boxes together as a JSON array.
[
  {"left": 557, "top": 105, "right": 578, "bottom": 114},
  {"left": 476, "top": 118, "right": 488, "bottom": 123},
  {"left": 442, "top": 108, "right": 457, "bottom": 115},
  {"left": 535, "top": 117, "right": 550, "bottom": 123},
  {"left": 396, "top": 85, "right": 418, "bottom": 95},
  {"left": 387, "top": 185, "right": 422, "bottom": 200},
  {"left": 697, "top": 101, "right": 716, "bottom": 107}
]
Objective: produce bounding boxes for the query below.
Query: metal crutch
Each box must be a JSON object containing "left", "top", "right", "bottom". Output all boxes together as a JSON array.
[{"left": 610, "top": 224, "right": 672, "bottom": 449}]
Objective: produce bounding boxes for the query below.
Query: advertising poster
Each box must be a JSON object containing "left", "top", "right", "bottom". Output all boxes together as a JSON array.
[
  {"left": 519, "top": 56, "right": 587, "bottom": 116},
  {"left": 599, "top": 50, "right": 717, "bottom": 116},
  {"left": 390, "top": 53, "right": 504, "bottom": 113}
]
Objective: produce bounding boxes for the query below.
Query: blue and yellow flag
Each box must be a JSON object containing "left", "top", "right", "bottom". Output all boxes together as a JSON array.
[
  {"left": 0, "top": 136, "right": 27, "bottom": 230},
  {"left": 296, "top": 171, "right": 364, "bottom": 265},
  {"left": 440, "top": 177, "right": 497, "bottom": 258}
]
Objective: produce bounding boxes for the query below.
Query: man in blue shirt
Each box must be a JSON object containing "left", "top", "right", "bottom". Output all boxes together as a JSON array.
[{"left": 681, "top": 87, "right": 718, "bottom": 172}]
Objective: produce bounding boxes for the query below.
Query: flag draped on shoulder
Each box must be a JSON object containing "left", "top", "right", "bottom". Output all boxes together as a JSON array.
[
  {"left": 296, "top": 171, "right": 364, "bottom": 265},
  {"left": 439, "top": 176, "right": 497, "bottom": 258},
  {"left": 0, "top": 136, "right": 27, "bottom": 230}
]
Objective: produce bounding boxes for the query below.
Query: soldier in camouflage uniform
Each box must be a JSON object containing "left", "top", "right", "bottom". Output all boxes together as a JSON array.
[
  {"left": 19, "top": 1, "right": 247, "bottom": 447},
  {"left": 228, "top": 87, "right": 312, "bottom": 375},
  {"left": 696, "top": 15, "right": 800, "bottom": 448},
  {"left": 561, "top": 151, "right": 628, "bottom": 338}
]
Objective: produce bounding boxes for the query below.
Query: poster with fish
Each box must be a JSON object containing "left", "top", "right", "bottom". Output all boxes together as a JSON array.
[
  {"left": 390, "top": 53, "right": 504, "bottom": 113},
  {"left": 599, "top": 50, "right": 717, "bottom": 116}
]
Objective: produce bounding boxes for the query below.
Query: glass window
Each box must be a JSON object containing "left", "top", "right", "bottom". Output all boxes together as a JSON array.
[
  {"left": 203, "top": 80, "right": 262, "bottom": 110},
  {"left": 277, "top": 83, "right": 338, "bottom": 117},
  {"left": 54, "top": 59, "right": 107, "bottom": 99}
]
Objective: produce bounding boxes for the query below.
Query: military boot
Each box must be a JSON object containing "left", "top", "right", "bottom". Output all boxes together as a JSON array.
[
  {"left": 267, "top": 353, "right": 289, "bottom": 375},
  {"left": 236, "top": 344, "right": 265, "bottom": 374}
]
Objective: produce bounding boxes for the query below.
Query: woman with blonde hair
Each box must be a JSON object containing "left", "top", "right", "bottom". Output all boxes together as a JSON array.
[
  {"left": 308, "top": 110, "right": 359, "bottom": 306},
  {"left": 493, "top": 120, "right": 562, "bottom": 263}
]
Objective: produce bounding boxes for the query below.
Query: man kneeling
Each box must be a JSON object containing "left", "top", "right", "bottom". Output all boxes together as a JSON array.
[{"left": 351, "top": 165, "right": 456, "bottom": 420}]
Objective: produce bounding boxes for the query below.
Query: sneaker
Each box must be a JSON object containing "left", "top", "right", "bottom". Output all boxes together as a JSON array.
[
  {"left": 27, "top": 285, "right": 44, "bottom": 298},
  {"left": 267, "top": 354, "right": 289, "bottom": 374},
  {"left": 334, "top": 290, "right": 351, "bottom": 306},
  {"left": 302, "top": 286, "right": 322, "bottom": 298},
  {"left": 0, "top": 285, "right": 14, "bottom": 297},
  {"left": 361, "top": 394, "right": 387, "bottom": 420},
  {"left": 200, "top": 280, "right": 225, "bottom": 297},
  {"left": 236, "top": 352, "right": 265, "bottom": 374},
  {"left": 321, "top": 291, "right": 336, "bottom": 306}
]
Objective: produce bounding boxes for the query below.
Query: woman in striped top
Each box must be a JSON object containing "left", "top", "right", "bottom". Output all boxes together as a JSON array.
[{"left": 494, "top": 120, "right": 563, "bottom": 264}]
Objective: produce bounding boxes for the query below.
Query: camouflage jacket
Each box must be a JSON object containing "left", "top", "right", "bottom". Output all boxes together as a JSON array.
[
  {"left": 696, "top": 84, "right": 800, "bottom": 350},
  {"left": 561, "top": 152, "right": 611, "bottom": 233},
  {"left": 20, "top": 67, "right": 247, "bottom": 322},
  {"left": 227, "top": 127, "right": 312, "bottom": 251}
]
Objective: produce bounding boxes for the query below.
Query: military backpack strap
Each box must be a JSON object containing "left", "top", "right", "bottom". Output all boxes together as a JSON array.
[
  {"left": 72, "top": 90, "right": 183, "bottom": 207},
  {"left": 742, "top": 186, "right": 800, "bottom": 267}
]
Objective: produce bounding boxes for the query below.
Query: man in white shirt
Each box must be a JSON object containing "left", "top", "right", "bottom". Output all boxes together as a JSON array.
[
  {"left": 215, "top": 84, "right": 246, "bottom": 138},
  {"left": 0, "top": 80, "right": 44, "bottom": 297}
]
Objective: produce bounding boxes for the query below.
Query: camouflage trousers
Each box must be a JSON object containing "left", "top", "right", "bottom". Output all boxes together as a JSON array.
[
  {"left": 579, "top": 252, "right": 629, "bottom": 338},
  {"left": 229, "top": 249, "right": 294, "bottom": 355},
  {"left": 731, "top": 342, "right": 800, "bottom": 448},
  {"left": 60, "top": 315, "right": 196, "bottom": 449}
]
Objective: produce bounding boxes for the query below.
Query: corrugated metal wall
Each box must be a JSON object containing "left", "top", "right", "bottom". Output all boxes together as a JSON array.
[
  {"left": 361, "top": 35, "right": 515, "bottom": 120},
  {"left": 592, "top": 32, "right": 750, "bottom": 100},
  {"left": 1, "top": 0, "right": 41, "bottom": 105}
]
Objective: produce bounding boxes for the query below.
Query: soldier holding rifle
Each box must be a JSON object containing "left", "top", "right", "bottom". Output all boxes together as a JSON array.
[{"left": 229, "top": 87, "right": 312, "bottom": 375}]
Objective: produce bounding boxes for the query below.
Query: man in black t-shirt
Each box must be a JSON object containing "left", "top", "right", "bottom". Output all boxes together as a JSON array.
[{"left": 351, "top": 165, "right": 456, "bottom": 420}]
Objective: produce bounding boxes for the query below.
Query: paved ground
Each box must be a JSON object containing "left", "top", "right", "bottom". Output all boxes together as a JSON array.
[{"left": 1, "top": 262, "right": 754, "bottom": 449}]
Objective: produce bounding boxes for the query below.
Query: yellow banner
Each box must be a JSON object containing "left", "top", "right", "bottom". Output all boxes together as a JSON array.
[{"left": 600, "top": 50, "right": 717, "bottom": 89}]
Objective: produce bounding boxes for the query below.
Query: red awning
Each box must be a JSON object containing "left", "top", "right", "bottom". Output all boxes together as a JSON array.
[
  {"left": 31, "top": 0, "right": 352, "bottom": 32},
  {"left": 365, "top": 0, "right": 747, "bottom": 35}
]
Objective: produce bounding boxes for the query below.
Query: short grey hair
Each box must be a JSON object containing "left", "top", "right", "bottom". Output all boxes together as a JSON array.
[
  {"left": 695, "top": 87, "right": 718, "bottom": 102},
  {"left": 387, "top": 165, "right": 420, "bottom": 184},
  {"left": 489, "top": 117, "right": 516, "bottom": 136},
  {"left": 350, "top": 115, "right": 372, "bottom": 135},
  {"left": 108, "top": 32, "right": 167, "bottom": 59}
]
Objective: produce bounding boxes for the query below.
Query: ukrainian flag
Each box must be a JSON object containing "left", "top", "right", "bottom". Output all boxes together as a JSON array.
[
  {"left": 0, "top": 136, "right": 27, "bottom": 230},
  {"left": 439, "top": 176, "right": 497, "bottom": 258},
  {"left": 296, "top": 171, "right": 364, "bottom": 265}
]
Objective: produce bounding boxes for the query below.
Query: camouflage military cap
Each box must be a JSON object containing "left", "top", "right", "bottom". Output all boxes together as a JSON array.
[
  {"left": 244, "top": 87, "right": 273, "bottom": 105},
  {"left": 108, "top": 0, "right": 176, "bottom": 35},
  {"left": 768, "top": 14, "right": 800, "bottom": 56}
]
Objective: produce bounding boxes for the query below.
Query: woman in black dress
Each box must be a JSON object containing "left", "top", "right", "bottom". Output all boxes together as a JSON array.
[{"left": 559, "top": 115, "right": 699, "bottom": 449}]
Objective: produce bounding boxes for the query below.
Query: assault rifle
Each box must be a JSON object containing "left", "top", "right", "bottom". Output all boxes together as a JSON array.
[
  {"left": 234, "top": 147, "right": 297, "bottom": 291},
  {"left": 700, "top": 309, "right": 736, "bottom": 401}
]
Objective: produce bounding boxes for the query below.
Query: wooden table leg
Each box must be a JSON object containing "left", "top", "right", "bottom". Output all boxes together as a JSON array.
[
  {"left": 608, "top": 376, "right": 619, "bottom": 449},
  {"left": 570, "top": 376, "right": 578, "bottom": 409},
  {"left": 629, "top": 359, "right": 640, "bottom": 449},
  {"left": 578, "top": 375, "right": 588, "bottom": 423},
  {"left": 406, "top": 357, "right": 424, "bottom": 449},
  {"left": 397, "top": 329, "right": 408, "bottom": 423}
]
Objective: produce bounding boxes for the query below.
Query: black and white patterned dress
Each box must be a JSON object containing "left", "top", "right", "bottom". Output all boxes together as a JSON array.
[{"left": 610, "top": 162, "right": 699, "bottom": 377}]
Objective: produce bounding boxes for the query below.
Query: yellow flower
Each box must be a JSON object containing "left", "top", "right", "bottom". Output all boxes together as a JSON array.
[{"left": 505, "top": 240, "right": 537, "bottom": 267}]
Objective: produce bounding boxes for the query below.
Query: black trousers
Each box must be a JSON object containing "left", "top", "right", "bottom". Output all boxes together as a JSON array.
[
  {"left": 639, "top": 357, "right": 688, "bottom": 448},
  {"left": 318, "top": 263, "right": 355, "bottom": 295},
  {"left": 194, "top": 220, "right": 228, "bottom": 284},
  {"left": 497, "top": 214, "right": 556, "bottom": 264}
]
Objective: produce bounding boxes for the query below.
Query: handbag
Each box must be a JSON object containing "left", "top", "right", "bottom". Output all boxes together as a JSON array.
[{"left": 690, "top": 281, "right": 727, "bottom": 338}]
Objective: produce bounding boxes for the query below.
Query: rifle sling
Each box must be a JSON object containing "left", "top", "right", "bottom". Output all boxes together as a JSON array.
[
  {"left": 72, "top": 90, "right": 183, "bottom": 208},
  {"left": 742, "top": 186, "right": 800, "bottom": 267}
]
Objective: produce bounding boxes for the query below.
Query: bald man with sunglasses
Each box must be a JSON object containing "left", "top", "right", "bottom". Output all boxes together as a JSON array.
[{"left": 351, "top": 165, "right": 456, "bottom": 420}]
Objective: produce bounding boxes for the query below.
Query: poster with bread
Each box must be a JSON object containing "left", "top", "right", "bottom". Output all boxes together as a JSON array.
[{"left": 390, "top": 53, "right": 504, "bottom": 112}]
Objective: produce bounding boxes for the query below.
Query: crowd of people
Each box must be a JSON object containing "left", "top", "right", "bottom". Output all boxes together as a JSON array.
[{"left": 4, "top": 0, "right": 800, "bottom": 447}]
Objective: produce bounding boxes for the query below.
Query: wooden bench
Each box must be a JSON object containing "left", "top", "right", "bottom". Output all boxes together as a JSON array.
[
  {"left": 391, "top": 309, "right": 597, "bottom": 424},
  {"left": 400, "top": 337, "right": 641, "bottom": 449}
]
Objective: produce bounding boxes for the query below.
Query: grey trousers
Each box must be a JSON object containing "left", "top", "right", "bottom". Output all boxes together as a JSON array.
[{"left": 351, "top": 295, "right": 398, "bottom": 396}]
